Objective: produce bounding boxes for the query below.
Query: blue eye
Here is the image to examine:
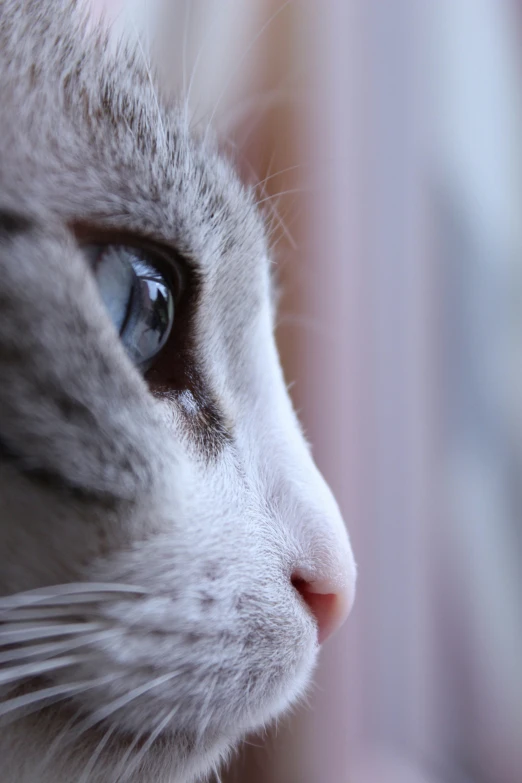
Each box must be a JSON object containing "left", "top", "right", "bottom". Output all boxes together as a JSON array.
[{"left": 87, "top": 244, "right": 176, "bottom": 370}]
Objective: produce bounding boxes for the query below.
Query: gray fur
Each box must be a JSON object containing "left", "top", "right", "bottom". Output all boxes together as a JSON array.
[{"left": 0, "top": 1, "right": 356, "bottom": 781}]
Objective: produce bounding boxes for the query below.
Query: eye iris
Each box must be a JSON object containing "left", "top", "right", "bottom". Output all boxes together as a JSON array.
[{"left": 89, "top": 245, "right": 175, "bottom": 369}]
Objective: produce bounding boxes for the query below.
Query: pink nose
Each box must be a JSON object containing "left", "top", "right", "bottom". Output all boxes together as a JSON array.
[{"left": 292, "top": 574, "right": 354, "bottom": 644}]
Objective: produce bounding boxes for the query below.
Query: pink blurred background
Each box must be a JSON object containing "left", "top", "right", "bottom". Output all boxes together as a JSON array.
[{"left": 97, "top": 1, "right": 522, "bottom": 780}]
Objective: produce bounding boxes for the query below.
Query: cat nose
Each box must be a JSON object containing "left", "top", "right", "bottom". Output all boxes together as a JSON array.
[{"left": 292, "top": 564, "right": 355, "bottom": 644}]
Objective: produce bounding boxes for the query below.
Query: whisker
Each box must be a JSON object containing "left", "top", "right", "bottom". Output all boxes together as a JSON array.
[
  {"left": 128, "top": 15, "right": 167, "bottom": 149},
  {"left": 261, "top": 148, "right": 277, "bottom": 193},
  {"left": 237, "top": 154, "right": 298, "bottom": 251},
  {"left": 263, "top": 196, "right": 298, "bottom": 252},
  {"left": 185, "top": 2, "right": 220, "bottom": 122},
  {"left": 205, "top": 0, "right": 292, "bottom": 140},
  {"left": 0, "top": 628, "right": 124, "bottom": 665},
  {"left": 211, "top": 763, "right": 223, "bottom": 783},
  {"left": 259, "top": 183, "right": 302, "bottom": 250},
  {"left": 76, "top": 723, "right": 117, "bottom": 783},
  {"left": 1, "top": 607, "right": 95, "bottom": 622},
  {"left": 0, "top": 622, "right": 105, "bottom": 645},
  {"left": 0, "top": 583, "right": 148, "bottom": 611},
  {"left": 0, "top": 655, "right": 89, "bottom": 687},
  {"left": 225, "top": 84, "right": 298, "bottom": 153},
  {"left": 182, "top": 0, "right": 192, "bottom": 114},
  {"left": 255, "top": 163, "right": 303, "bottom": 191},
  {"left": 72, "top": 671, "right": 179, "bottom": 736},
  {"left": 218, "top": 87, "right": 296, "bottom": 136},
  {"left": 39, "top": 705, "right": 87, "bottom": 773},
  {"left": 256, "top": 187, "right": 306, "bottom": 207},
  {"left": 111, "top": 722, "right": 149, "bottom": 782},
  {"left": 0, "top": 674, "right": 114, "bottom": 722},
  {"left": 118, "top": 704, "right": 179, "bottom": 783},
  {"left": 242, "top": 738, "right": 265, "bottom": 749}
]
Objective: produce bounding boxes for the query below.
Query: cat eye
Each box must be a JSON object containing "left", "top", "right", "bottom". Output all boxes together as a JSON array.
[{"left": 85, "top": 244, "right": 177, "bottom": 370}]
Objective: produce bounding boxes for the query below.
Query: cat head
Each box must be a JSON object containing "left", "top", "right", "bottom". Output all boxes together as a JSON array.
[{"left": 0, "top": 1, "right": 356, "bottom": 781}]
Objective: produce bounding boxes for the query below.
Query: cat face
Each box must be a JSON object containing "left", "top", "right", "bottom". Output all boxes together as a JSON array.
[{"left": 0, "top": 2, "right": 356, "bottom": 781}]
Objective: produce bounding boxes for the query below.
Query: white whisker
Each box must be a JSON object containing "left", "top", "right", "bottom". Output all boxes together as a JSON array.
[
  {"left": 218, "top": 87, "right": 295, "bottom": 136},
  {"left": 0, "top": 583, "right": 148, "bottom": 611},
  {"left": 128, "top": 15, "right": 167, "bottom": 149},
  {"left": 0, "top": 674, "right": 114, "bottom": 721},
  {"left": 185, "top": 2, "right": 219, "bottom": 124},
  {"left": 182, "top": 0, "right": 192, "bottom": 120},
  {"left": 225, "top": 85, "right": 297, "bottom": 152},
  {"left": 255, "top": 152, "right": 295, "bottom": 251},
  {"left": 211, "top": 762, "right": 223, "bottom": 783},
  {"left": 73, "top": 671, "right": 178, "bottom": 736},
  {"left": 261, "top": 189, "right": 301, "bottom": 250},
  {"left": 0, "top": 622, "right": 105, "bottom": 645},
  {"left": 111, "top": 722, "right": 149, "bottom": 782},
  {"left": 0, "top": 655, "right": 88, "bottom": 687},
  {"left": 0, "top": 628, "right": 123, "bottom": 665},
  {"left": 264, "top": 197, "right": 298, "bottom": 253},
  {"left": 39, "top": 705, "right": 89, "bottom": 772},
  {"left": 255, "top": 163, "right": 303, "bottom": 191},
  {"left": 40, "top": 709, "right": 83, "bottom": 770},
  {"left": 1, "top": 607, "right": 91, "bottom": 622},
  {"left": 256, "top": 187, "right": 305, "bottom": 207},
  {"left": 76, "top": 723, "right": 117, "bottom": 783},
  {"left": 237, "top": 154, "right": 298, "bottom": 251},
  {"left": 260, "top": 148, "right": 277, "bottom": 194},
  {"left": 118, "top": 704, "right": 179, "bottom": 783},
  {"left": 205, "top": 0, "right": 292, "bottom": 141}
]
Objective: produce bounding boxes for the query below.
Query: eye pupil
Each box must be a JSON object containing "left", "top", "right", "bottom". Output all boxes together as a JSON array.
[{"left": 87, "top": 244, "right": 176, "bottom": 370}]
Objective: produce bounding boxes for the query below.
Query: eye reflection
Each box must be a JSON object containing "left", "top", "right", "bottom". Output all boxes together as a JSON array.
[{"left": 86, "top": 244, "right": 176, "bottom": 370}]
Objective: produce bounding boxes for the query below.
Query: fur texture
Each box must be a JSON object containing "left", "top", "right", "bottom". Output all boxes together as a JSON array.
[{"left": 0, "top": 1, "right": 356, "bottom": 781}]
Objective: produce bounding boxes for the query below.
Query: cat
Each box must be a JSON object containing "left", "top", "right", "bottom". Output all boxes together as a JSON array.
[{"left": 0, "top": 1, "right": 356, "bottom": 781}]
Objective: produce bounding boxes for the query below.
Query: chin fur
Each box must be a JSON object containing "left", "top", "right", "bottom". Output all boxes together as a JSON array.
[{"left": 0, "top": 640, "right": 316, "bottom": 783}]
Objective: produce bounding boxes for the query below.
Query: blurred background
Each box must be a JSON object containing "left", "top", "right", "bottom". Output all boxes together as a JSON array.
[{"left": 100, "top": 0, "right": 522, "bottom": 780}]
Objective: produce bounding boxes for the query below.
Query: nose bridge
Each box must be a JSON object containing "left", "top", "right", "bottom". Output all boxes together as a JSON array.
[
  {"left": 282, "top": 453, "right": 354, "bottom": 579},
  {"left": 230, "top": 339, "right": 356, "bottom": 636},
  {"left": 275, "top": 451, "right": 357, "bottom": 642},
  {"left": 260, "top": 419, "right": 357, "bottom": 609}
]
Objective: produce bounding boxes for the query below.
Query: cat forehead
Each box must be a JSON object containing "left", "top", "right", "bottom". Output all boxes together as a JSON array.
[{"left": 0, "top": 0, "right": 269, "bottom": 303}]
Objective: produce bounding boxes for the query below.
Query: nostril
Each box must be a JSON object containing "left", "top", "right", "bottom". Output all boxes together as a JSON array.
[{"left": 292, "top": 576, "right": 352, "bottom": 645}]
